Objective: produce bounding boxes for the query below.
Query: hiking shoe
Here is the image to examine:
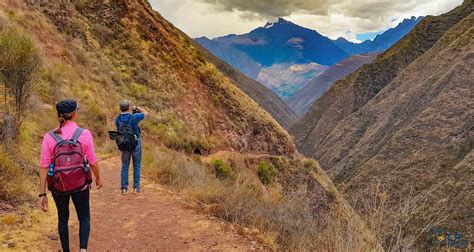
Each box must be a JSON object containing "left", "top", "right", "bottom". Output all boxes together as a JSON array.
[
  {"left": 121, "top": 188, "right": 128, "bottom": 195},
  {"left": 133, "top": 188, "right": 141, "bottom": 193}
]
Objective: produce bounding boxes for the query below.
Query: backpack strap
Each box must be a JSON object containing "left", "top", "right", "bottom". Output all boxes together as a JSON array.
[
  {"left": 118, "top": 114, "right": 133, "bottom": 126},
  {"left": 48, "top": 130, "right": 64, "bottom": 143},
  {"left": 71, "top": 127, "right": 84, "bottom": 142}
]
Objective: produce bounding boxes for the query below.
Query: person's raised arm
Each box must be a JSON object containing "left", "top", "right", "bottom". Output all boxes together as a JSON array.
[{"left": 137, "top": 106, "right": 148, "bottom": 117}]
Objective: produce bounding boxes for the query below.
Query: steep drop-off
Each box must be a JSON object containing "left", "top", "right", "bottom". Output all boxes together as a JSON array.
[{"left": 292, "top": 0, "right": 473, "bottom": 245}]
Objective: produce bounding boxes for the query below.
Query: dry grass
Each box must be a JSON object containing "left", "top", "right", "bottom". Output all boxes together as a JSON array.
[
  {"left": 0, "top": 205, "right": 56, "bottom": 250},
  {"left": 0, "top": 147, "right": 32, "bottom": 204},
  {"left": 348, "top": 180, "right": 449, "bottom": 251},
  {"left": 143, "top": 145, "right": 379, "bottom": 250}
]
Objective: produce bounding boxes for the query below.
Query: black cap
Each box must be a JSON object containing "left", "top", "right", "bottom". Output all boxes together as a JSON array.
[{"left": 56, "top": 99, "right": 78, "bottom": 115}]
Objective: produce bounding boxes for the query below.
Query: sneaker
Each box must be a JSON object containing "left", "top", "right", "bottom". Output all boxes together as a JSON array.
[
  {"left": 121, "top": 188, "right": 128, "bottom": 195},
  {"left": 133, "top": 188, "right": 141, "bottom": 193}
]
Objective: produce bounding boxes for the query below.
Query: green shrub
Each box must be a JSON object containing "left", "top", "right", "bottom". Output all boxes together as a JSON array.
[
  {"left": 211, "top": 159, "right": 235, "bottom": 180},
  {"left": 303, "top": 158, "right": 319, "bottom": 171},
  {"left": 257, "top": 161, "right": 277, "bottom": 185},
  {"left": 0, "top": 29, "right": 40, "bottom": 141}
]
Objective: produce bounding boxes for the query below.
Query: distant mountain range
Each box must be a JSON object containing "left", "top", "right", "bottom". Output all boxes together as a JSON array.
[
  {"left": 287, "top": 53, "right": 378, "bottom": 116},
  {"left": 196, "top": 16, "right": 422, "bottom": 100},
  {"left": 333, "top": 16, "right": 423, "bottom": 55}
]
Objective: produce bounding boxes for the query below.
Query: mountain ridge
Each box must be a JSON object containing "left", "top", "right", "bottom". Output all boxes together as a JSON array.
[
  {"left": 287, "top": 52, "right": 378, "bottom": 116},
  {"left": 192, "top": 37, "right": 299, "bottom": 128},
  {"left": 290, "top": 0, "right": 473, "bottom": 246},
  {"left": 334, "top": 16, "right": 423, "bottom": 55}
]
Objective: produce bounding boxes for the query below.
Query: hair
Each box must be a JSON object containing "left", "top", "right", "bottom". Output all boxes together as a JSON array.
[
  {"left": 53, "top": 112, "right": 74, "bottom": 134},
  {"left": 120, "top": 100, "right": 130, "bottom": 112}
]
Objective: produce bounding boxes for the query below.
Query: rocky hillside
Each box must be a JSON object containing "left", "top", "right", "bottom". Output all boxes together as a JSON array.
[
  {"left": 0, "top": 0, "right": 377, "bottom": 249},
  {"left": 287, "top": 53, "right": 377, "bottom": 116},
  {"left": 291, "top": 0, "right": 473, "bottom": 247},
  {"left": 192, "top": 39, "right": 298, "bottom": 129}
]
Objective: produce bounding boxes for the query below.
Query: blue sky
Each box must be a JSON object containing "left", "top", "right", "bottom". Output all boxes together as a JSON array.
[{"left": 356, "top": 31, "right": 385, "bottom": 41}]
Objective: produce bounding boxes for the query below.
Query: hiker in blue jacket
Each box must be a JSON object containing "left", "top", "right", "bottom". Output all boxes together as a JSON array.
[{"left": 115, "top": 100, "right": 148, "bottom": 194}]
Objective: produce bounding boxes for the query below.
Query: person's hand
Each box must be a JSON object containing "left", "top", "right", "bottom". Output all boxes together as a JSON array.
[
  {"left": 95, "top": 178, "right": 103, "bottom": 189},
  {"left": 38, "top": 196, "right": 48, "bottom": 212}
]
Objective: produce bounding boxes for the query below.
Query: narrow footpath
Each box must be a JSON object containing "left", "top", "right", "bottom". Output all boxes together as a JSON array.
[{"left": 43, "top": 157, "right": 261, "bottom": 250}]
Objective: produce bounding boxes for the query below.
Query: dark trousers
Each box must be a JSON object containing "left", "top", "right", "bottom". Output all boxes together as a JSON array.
[{"left": 52, "top": 188, "right": 90, "bottom": 251}]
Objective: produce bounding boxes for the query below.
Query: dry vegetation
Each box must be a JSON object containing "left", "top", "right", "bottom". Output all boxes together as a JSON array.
[
  {"left": 143, "top": 146, "right": 379, "bottom": 250},
  {"left": 0, "top": 0, "right": 385, "bottom": 250}
]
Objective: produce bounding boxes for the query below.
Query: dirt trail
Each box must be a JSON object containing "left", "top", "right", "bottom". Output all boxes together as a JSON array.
[{"left": 43, "top": 157, "right": 260, "bottom": 251}]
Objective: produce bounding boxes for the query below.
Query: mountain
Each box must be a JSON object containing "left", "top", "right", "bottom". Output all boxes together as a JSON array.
[
  {"left": 0, "top": 0, "right": 378, "bottom": 250},
  {"left": 334, "top": 16, "right": 423, "bottom": 55},
  {"left": 192, "top": 39, "right": 298, "bottom": 128},
  {"left": 196, "top": 18, "right": 349, "bottom": 99},
  {"left": 291, "top": 0, "right": 473, "bottom": 247},
  {"left": 214, "top": 18, "right": 348, "bottom": 67},
  {"left": 287, "top": 53, "right": 377, "bottom": 116},
  {"left": 195, "top": 36, "right": 262, "bottom": 79}
]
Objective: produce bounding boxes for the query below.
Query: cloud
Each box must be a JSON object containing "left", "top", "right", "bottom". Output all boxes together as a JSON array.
[
  {"left": 149, "top": 0, "right": 463, "bottom": 40},
  {"left": 201, "top": 0, "right": 332, "bottom": 18}
]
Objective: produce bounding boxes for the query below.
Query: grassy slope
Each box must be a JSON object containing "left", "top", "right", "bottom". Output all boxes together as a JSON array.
[
  {"left": 0, "top": 0, "right": 378, "bottom": 250},
  {"left": 291, "top": 0, "right": 473, "bottom": 247},
  {"left": 291, "top": 1, "right": 473, "bottom": 155}
]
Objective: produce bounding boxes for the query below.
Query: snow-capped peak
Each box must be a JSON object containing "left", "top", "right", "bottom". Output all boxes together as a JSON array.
[
  {"left": 263, "top": 18, "right": 288, "bottom": 29},
  {"left": 264, "top": 21, "right": 276, "bottom": 29}
]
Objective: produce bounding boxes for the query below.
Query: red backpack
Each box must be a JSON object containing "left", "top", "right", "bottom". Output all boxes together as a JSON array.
[{"left": 47, "top": 127, "right": 92, "bottom": 194}]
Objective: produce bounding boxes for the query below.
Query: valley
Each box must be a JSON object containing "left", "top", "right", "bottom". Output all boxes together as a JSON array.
[
  {"left": 197, "top": 16, "right": 421, "bottom": 101},
  {"left": 0, "top": 0, "right": 472, "bottom": 251}
]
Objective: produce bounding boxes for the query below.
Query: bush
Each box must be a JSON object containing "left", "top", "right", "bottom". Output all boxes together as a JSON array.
[
  {"left": 257, "top": 161, "right": 276, "bottom": 185},
  {"left": 303, "top": 158, "right": 319, "bottom": 171},
  {"left": 0, "top": 29, "right": 40, "bottom": 142},
  {"left": 211, "top": 158, "right": 235, "bottom": 180}
]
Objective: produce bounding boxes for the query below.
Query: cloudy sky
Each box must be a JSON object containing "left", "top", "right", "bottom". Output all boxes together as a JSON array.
[{"left": 149, "top": 0, "right": 462, "bottom": 42}]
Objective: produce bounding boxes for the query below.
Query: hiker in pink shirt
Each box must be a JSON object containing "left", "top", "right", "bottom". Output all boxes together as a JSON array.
[{"left": 38, "top": 99, "right": 102, "bottom": 252}]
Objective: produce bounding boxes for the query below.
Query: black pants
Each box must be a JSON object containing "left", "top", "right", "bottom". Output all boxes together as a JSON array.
[{"left": 52, "top": 188, "right": 90, "bottom": 251}]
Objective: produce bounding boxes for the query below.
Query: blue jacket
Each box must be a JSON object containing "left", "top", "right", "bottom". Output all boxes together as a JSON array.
[{"left": 115, "top": 113, "right": 145, "bottom": 137}]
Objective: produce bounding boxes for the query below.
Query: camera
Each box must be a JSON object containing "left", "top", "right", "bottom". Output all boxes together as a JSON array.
[{"left": 132, "top": 106, "right": 140, "bottom": 114}]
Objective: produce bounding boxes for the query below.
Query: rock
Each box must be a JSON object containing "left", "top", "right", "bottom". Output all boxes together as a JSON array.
[{"left": 48, "top": 234, "right": 59, "bottom": 241}]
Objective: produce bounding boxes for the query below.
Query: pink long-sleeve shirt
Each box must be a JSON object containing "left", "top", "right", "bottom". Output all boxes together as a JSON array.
[{"left": 40, "top": 121, "right": 97, "bottom": 168}]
